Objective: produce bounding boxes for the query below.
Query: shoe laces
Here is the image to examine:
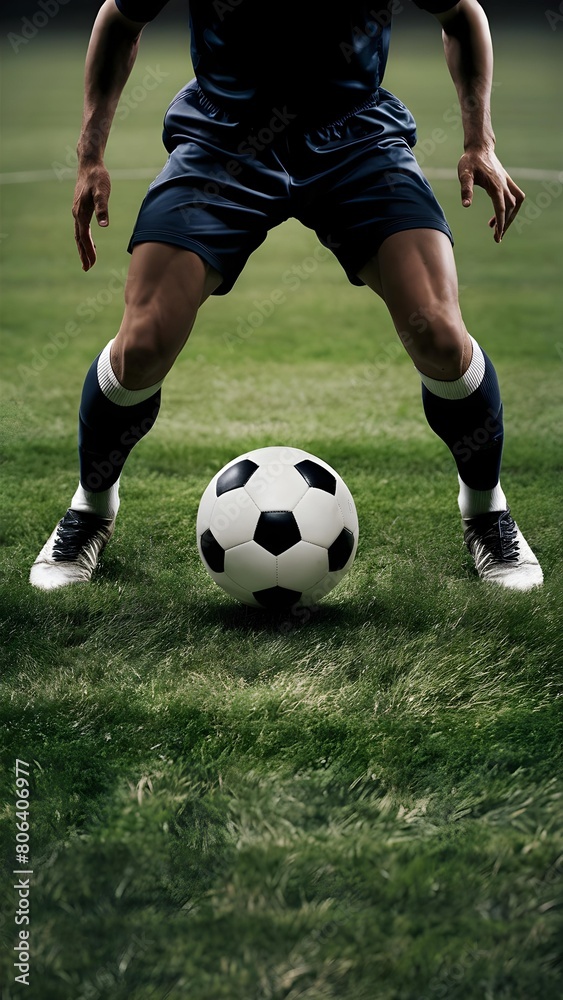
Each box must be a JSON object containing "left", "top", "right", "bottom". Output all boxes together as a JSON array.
[
  {"left": 53, "top": 510, "right": 107, "bottom": 561},
  {"left": 471, "top": 509, "right": 520, "bottom": 562}
]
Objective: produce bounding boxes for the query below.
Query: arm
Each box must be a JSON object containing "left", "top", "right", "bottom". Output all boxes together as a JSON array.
[
  {"left": 73, "top": 1, "right": 162, "bottom": 270},
  {"left": 431, "top": 0, "right": 525, "bottom": 242}
]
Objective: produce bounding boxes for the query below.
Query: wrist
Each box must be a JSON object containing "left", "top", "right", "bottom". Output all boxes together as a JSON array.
[
  {"left": 462, "top": 114, "right": 495, "bottom": 153},
  {"left": 76, "top": 142, "right": 106, "bottom": 167},
  {"left": 463, "top": 133, "right": 496, "bottom": 154},
  {"left": 77, "top": 116, "right": 113, "bottom": 164}
]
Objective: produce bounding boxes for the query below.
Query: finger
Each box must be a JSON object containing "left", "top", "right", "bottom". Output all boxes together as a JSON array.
[
  {"left": 73, "top": 215, "right": 87, "bottom": 270},
  {"left": 459, "top": 169, "right": 474, "bottom": 208},
  {"left": 74, "top": 213, "right": 96, "bottom": 271},
  {"left": 93, "top": 189, "right": 109, "bottom": 228},
  {"left": 489, "top": 185, "right": 506, "bottom": 242},
  {"left": 494, "top": 182, "right": 521, "bottom": 240},
  {"left": 502, "top": 194, "right": 519, "bottom": 236},
  {"left": 72, "top": 189, "right": 94, "bottom": 269},
  {"left": 502, "top": 178, "right": 525, "bottom": 235},
  {"left": 507, "top": 175, "right": 525, "bottom": 206}
]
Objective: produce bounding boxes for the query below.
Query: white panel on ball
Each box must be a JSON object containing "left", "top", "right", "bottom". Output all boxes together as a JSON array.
[
  {"left": 335, "top": 477, "right": 359, "bottom": 534},
  {"left": 293, "top": 488, "right": 344, "bottom": 547},
  {"left": 224, "top": 541, "right": 277, "bottom": 591},
  {"left": 245, "top": 462, "right": 309, "bottom": 511},
  {"left": 276, "top": 541, "right": 329, "bottom": 592},
  {"left": 212, "top": 572, "right": 261, "bottom": 608},
  {"left": 210, "top": 488, "right": 261, "bottom": 549}
]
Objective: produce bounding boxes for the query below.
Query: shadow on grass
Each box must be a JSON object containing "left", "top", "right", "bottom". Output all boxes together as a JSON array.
[{"left": 193, "top": 596, "right": 354, "bottom": 637}]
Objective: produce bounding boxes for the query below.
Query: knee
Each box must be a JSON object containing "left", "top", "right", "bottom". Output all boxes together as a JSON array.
[
  {"left": 414, "top": 330, "right": 467, "bottom": 378},
  {"left": 112, "top": 303, "right": 179, "bottom": 386},
  {"left": 401, "top": 304, "right": 469, "bottom": 379}
]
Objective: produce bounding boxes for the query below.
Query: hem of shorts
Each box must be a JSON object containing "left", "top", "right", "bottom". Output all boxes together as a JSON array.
[
  {"left": 348, "top": 219, "right": 454, "bottom": 285},
  {"left": 128, "top": 232, "right": 230, "bottom": 292}
]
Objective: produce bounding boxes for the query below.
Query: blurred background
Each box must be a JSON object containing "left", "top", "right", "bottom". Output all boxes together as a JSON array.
[{"left": 0, "top": 0, "right": 548, "bottom": 27}]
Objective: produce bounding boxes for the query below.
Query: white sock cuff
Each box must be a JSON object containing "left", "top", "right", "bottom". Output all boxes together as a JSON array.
[
  {"left": 418, "top": 336, "right": 485, "bottom": 400},
  {"left": 97, "top": 340, "right": 163, "bottom": 406},
  {"left": 457, "top": 475, "right": 507, "bottom": 518},
  {"left": 71, "top": 479, "right": 121, "bottom": 520}
]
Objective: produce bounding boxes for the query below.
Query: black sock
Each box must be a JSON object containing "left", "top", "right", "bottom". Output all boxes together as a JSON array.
[
  {"left": 77, "top": 340, "right": 162, "bottom": 494},
  {"left": 418, "top": 336, "right": 507, "bottom": 517}
]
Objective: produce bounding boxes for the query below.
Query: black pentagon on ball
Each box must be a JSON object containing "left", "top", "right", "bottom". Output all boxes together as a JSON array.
[
  {"left": 254, "top": 511, "right": 301, "bottom": 555},
  {"left": 200, "top": 528, "right": 225, "bottom": 573},
  {"left": 295, "top": 459, "right": 336, "bottom": 495},
  {"left": 328, "top": 527, "right": 355, "bottom": 571},
  {"left": 216, "top": 459, "right": 259, "bottom": 496},
  {"left": 254, "top": 586, "right": 302, "bottom": 610}
]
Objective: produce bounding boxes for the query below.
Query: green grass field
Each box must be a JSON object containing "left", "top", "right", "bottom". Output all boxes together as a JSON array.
[{"left": 1, "top": 21, "right": 562, "bottom": 1000}]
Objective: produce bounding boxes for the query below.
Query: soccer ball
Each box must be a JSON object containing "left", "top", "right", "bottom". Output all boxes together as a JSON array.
[{"left": 196, "top": 446, "right": 359, "bottom": 610}]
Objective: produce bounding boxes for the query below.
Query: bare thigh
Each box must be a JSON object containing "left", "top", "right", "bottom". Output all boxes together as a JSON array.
[
  {"left": 111, "top": 243, "right": 222, "bottom": 389},
  {"left": 358, "top": 229, "right": 472, "bottom": 380}
]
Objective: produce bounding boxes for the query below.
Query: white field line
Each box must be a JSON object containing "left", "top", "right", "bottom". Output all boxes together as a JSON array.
[
  {"left": 0, "top": 167, "right": 162, "bottom": 184},
  {"left": 425, "top": 167, "right": 563, "bottom": 183},
  {"left": 0, "top": 166, "right": 562, "bottom": 185}
]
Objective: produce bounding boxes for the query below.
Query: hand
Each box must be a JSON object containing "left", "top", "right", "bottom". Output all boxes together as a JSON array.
[
  {"left": 72, "top": 162, "right": 111, "bottom": 270},
  {"left": 458, "top": 148, "right": 525, "bottom": 243}
]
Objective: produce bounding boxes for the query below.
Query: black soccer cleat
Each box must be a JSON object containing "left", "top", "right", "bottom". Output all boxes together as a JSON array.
[
  {"left": 30, "top": 508, "right": 115, "bottom": 590},
  {"left": 462, "top": 508, "right": 543, "bottom": 591}
]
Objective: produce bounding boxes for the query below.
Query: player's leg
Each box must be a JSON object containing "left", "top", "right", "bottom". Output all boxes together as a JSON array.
[
  {"left": 359, "top": 229, "right": 506, "bottom": 514},
  {"left": 73, "top": 243, "right": 220, "bottom": 516},
  {"left": 359, "top": 229, "right": 470, "bottom": 377},
  {"left": 358, "top": 228, "right": 542, "bottom": 590},
  {"left": 30, "top": 78, "right": 294, "bottom": 590},
  {"left": 30, "top": 243, "right": 221, "bottom": 590}
]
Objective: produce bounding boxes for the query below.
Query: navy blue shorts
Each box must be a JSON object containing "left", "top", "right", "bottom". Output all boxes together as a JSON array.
[{"left": 128, "top": 81, "right": 453, "bottom": 295}]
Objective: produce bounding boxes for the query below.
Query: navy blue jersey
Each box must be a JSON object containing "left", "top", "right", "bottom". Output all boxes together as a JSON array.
[{"left": 115, "top": 0, "right": 459, "bottom": 119}]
